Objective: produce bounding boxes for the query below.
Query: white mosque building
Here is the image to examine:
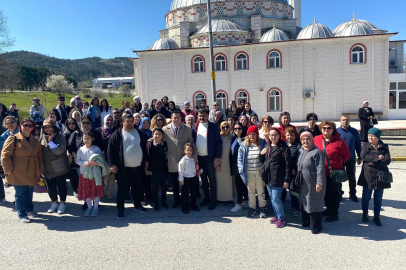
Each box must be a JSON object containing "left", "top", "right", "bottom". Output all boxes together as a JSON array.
[{"left": 132, "top": 0, "right": 405, "bottom": 120}]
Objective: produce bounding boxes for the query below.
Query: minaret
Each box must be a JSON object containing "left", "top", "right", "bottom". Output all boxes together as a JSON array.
[{"left": 289, "top": 0, "right": 302, "bottom": 28}]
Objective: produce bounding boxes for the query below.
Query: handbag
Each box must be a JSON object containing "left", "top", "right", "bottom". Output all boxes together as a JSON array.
[
  {"left": 372, "top": 118, "right": 378, "bottom": 125},
  {"left": 322, "top": 140, "right": 348, "bottom": 183},
  {"left": 289, "top": 171, "right": 302, "bottom": 198},
  {"left": 377, "top": 171, "right": 393, "bottom": 183}
]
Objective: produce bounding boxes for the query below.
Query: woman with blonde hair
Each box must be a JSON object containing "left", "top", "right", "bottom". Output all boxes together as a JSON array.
[
  {"left": 259, "top": 115, "right": 274, "bottom": 139},
  {"left": 150, "top": 114, "right": 167, "bottom": 130}
]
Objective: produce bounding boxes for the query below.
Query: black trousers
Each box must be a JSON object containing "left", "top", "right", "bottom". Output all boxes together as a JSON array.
[
  {"left": 302, "top": 207, "right": 323, "bottom": 230},
  {"left": 235, "top": 174, "right": 248, "bottom": 204},
  {"left": 66, "top": 168, "right": 79, "bottom": 192},
  {"left": 117, "top": 167, "right": 143, "bottom": 211},
  {"left": 181, "top": 176, "right": 198, "bottom": 211},
  {"left": 198, "top": 156, "right": 217, "bottom": 203},
  {"left": 142, "top": 174, "right": 152, "bottom": 202},
  {"left": 325, "top": 175, "right": 340, "bottom": 216},
  {"left": 45, "top": 174, "right": 67, "bottom": 202},
  {"left": 168, "top": 172, "right": 181, "bottom": 203},
  {"left": 151, "top": 172, "right": 167, "bottom": 206},
  {"left": 341, "top": 160, "right": 357, "bottom": 196}
]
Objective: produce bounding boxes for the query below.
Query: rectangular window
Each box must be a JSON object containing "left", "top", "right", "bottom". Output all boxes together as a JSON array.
[
  {"left": 399, "top": 92, "right": 406, "bottom": 109},
  {"left": 390, "top": 82, "right": 397, "bottom": 90},
  {"left": 237, "top": 61, "right": 242, "bottom": 70},
  {"left": 269, "top": 97, "right": 275, "bottom": 111},
  {"left": 275, "top": 96, "right": 280, "bottom": 111},
  {"left": 269, "top": 58, "right": 275, "bottom": 68},
  {"left": 352, "top": 54, "right": 358, "bottom": 63},
  {"left": 398, "top": 82, "right": 406, "bottom": 90},
  {"left": 359, "top": 52, "right": 364, "bottom": 63},
  {"left": 276, "top": 58, "right": 280, "bottom": 68},
  {"left": 389, "top": 91, "right": 397, "bottom": 109},
  {"left": 216, "top": 62, "right": 221, "bottom": 71}
]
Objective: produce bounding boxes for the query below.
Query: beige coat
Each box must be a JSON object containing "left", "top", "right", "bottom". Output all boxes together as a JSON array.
[
  {"left": 1, "top": 132, "right": 44, "bottom": 186},
  {"left": 163, "top": 123, "right": 196, "bottom": 172}
]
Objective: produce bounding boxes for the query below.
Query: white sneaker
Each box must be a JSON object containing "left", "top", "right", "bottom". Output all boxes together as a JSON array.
[
  {"left": 57, "top": 204, "right": 66, "bottom": 214},
  {"left": 48, "top": 203, "right": 59, "bottom": 213},
  {"left": 0, "top": 198, "right": 5, "bottom": 206},
  {"left": 27, "top": 210, "right": 38, "bottom": 217},
  {"left": 231, "top": 204, "right": 243, "bottom": 213},
  {"left": 19, "top": 216, "right": 31, "bottom": 223}
]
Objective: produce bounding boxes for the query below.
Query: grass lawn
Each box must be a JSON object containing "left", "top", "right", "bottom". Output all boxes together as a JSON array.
[{"left": 0, "top": 91, "right": 131, "bottom": 120}]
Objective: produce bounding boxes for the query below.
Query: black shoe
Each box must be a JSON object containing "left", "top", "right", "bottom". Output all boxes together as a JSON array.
[
  {"left": 362, "top": 213, "right": 369, "bottom": 223},
  {"left": 350, "top": 195, "right": 360, "bottom": 202},
  {"left": 302, "top": 221, "right": 310, "bottom": 227},
  {"left": 172, "top": 201, "right": 180, "bottom": 208},
  {"left": 182, "top": 209, "right": 189, "bottom": 214},
  {"left": 125, "top": 194, "right": 131, "bottom": 202},
  {"left": 200, "top": 198, "right": 210, "bottom": 207},
  {"left": 162, "top": 202, "right": 169, "bottom": 210},
  {"left": 82, "top": 201, "right": 88, "bottom": 210},
  {"left": 208, "top": 202, "right": 216, "bottom": 210},
  {"left": 325, "top": 215, "right": 339, "bottom": 222},
  {"left": 117, "top": 210, "right": 125, "bottom": 220},
  {"left": 154, "top": 205, "right": 159, "bottom": 212},
  {"left": 134, "top": 206, "right": 147, "bottom": 213},
  {"left": 323, "top": 210, "right": 331, "bottom": 217},
  {"left": 311, "top": 227, "right": 322, "bottom": 234},
  {"left": 216, "top": 200, "right": 226, "bottom": 205},
  {"left": 373, "top": 216, "right": 382, "bottom": 226},
  {"left": 191, "top": 205, "right": 200, "bottom": 212},
  {"left": 247, "top": 208, "right": 257, "bottom": 217},
  {"left": 226, "top": 200, "right": 235, "bottom": 206}
]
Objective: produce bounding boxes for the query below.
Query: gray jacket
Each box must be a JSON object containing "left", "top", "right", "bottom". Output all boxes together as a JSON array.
[
  {"left": 40, "top": 130, "right": 70, "bottom": 178},
  {"left": 297, "top": 147, "right": 326, "bottom": 213}
]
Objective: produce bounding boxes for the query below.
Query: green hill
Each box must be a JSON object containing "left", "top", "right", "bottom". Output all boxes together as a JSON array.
[{"left": 3, "top": 51, "right": 134, "bottom": 82}]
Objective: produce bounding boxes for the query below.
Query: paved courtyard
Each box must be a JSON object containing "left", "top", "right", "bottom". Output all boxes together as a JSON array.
[
  {"left": 1, "top": 163, "right": 405, "bottom": 270},
  {"left": 382, "top": 136, "right": 406, "bottom": 157}
]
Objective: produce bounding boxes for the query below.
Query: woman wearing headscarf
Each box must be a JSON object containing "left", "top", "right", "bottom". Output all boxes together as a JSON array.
[
  {"left": 216, "top": 121, "right": 235, "bottom": 205},
  {"left": 133, "top": 113, "right": 142, "bottom": 128},
  {"left": 96, "top": 115, "right": 117, "bottom": 200},
  {"left": 70, "top": 97, "right": 78, "bottom": 110},
  {"left": 209, "top": 101, "right": 227, "bottom": 122},
  {"left": 140, "top": 117, "right": 152, "bottom": 139},
  {"left": 132, "top": 96, "right": 142, "bottom": 113},
  {"left": 71, "top": 110, "right": 82, "bottom": 129},
  {"left": 182, "top": 101, "right": 197, "bottom": 124},
  {"left": 30, "top": 98, "right": 45, "bottom": 126},
  {"left": 75, "top": 95, "right": 83, "bottom": 110},
  {"left": 297, "top": 131, "right": 326, "bottom": 234},
  {"left": 213, "top": 111, "right": 224, "bottom": 129},
  {"left": 1, "top": 118, "right": 44, "bottom": 223},
  {"left": 357, "top": 128, "right": 391, "bottom": 226},
  {"left": 100, "top": 99, "right": 113, "bottom": 126},
  {"left": 358, "top": 101, "right": 375, "bottom": 142},
  {"left": 140, "top": 102, "right": 150, "bottom": 117}
]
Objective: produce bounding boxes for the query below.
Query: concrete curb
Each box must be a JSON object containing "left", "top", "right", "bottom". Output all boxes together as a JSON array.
[{"left": 392, "top": 157, "right": 406, "bottom": 161}]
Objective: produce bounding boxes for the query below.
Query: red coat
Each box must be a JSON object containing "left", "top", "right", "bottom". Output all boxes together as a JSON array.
[
  {"left": 314, "top": 133, "right": 351, "bottom": 176},
  {"left": 182, "top": 109, "right": 197, "bottom": 124},
  {"left": 277, "top": 124, "right": 296, "bottom": 142}
]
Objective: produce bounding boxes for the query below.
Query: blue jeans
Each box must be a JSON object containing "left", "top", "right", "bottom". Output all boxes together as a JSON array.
[
  {"left": 0, "top": 177, "right": 5, "bottom": 200},
  {"left": 267, "top": 186, "right": 285, "bottom": 220},
  {"left": 14, "top": 185, "right": 34, "bottom": 218},
  {"left": 362, "top": 187, "right": 384, "bottom": 217}
]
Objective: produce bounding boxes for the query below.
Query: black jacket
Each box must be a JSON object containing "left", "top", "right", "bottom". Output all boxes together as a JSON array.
[
  {"left": 357, "top": 141, "right": 391, "bottom": 190},
  {"left": 229, "top": 136, "right": 242, "bottom": 176},
  {"left": 287, "top": 139, "right": 301, "bottom": 174},
  {"left": 358, "top": 107, "right": 375, "bottom": 142},
  {"left": 259, "top": 139, "right": 292, "bottom": 187},
  {"left": 131, "top": 104, "right": 142, "bottom": 114},
  {"left": 53, "top": 105, "right": 72, "bottom": 124},
  {"left": 147, "top": 141, "right": 168, "bottom": 173},
  {"left": 150, "top": 108, "right": 170, "bottom": 119},
  {"left": 107, "top": 127, "right": 148, "bottom": 179},
  {"left": 67, "top": 128, "right": 103, "bottom": 154},
  {"left": 299, "top": 125, "right": 322, "bottom": 138}
]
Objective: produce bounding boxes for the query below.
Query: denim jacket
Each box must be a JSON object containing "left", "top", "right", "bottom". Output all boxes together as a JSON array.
[
  {"left": 86, "top": 105, "right": 101, "bottom": 123},
  {"left": 237, "top": 138, "right": 267, "bottom": 185}
]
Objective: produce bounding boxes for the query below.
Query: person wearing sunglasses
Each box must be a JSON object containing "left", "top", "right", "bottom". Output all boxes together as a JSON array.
[
  {"left": 215, "top": 122, "right": 235, "bottom": 206},
  {"left": 0, "top": 116, "right": 19, "bottom": 206},
  {"left": 229, "top": 123, "right": 248, "bottom": 212},
  {"left": 299, "top": 113, "right": 322, "bottom": 138},
  {"left": 208, "top": 102, "right": 226, "bottom": 123},
  {"left": 1, "top": 118, "right": 44, "bottom": 223},
  {"left": 52, "top": 96, "right": 72, "bottom": 125},
  {"left": 314, "top": 121, "right": 350, "bottom": 223},
  {"left": 112, "top": 108, "right": 122, "bottom": 128},
  {"left": 75, "top": 95, "right": 83, "bottom": 110},
  {"left": 150, "top": 114, "right": 167, "bottom": 130}
]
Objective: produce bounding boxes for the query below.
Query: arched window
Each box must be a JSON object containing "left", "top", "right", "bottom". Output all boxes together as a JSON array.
[
  {"left": 351, "top": 45, "right": 365, "bottom": 64},
  {"left": 236, "top": 53, "right": 248, "bottom": 70},
  {"left": 268, "top": 89, "right": 281, "bottom": 112},
  {"left": 193, "top": 56, "right": 205, "bottom": 73},
  {"left": 193, "top": 92, "right": 206, "bottom": 109},
  {"left": 268, "top": 51, "right": 281, "bottom": 69},
  {"left": 216, "top": 91, "right": 228, "bottom": 109},
  {"left": 215, "top": 54, "right": 227, "bottom": 71},
  {"left": 236, "top": 90, "right": 249, "bottom": 105}
]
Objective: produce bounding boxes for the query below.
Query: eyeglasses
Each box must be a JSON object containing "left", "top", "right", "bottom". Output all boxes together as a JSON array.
[
  {"left": 222, "top": 126, "right": 230, "bottom": 130},
  {"left": 68, "top": 122, "right": 76, "bottom": 126},
  {"left": 234, "top": 127, "right": 242, "bottom": 131},
  {"left": 213, "top": 104, "right": 218, "bottom": 107},
  {"left": 113, "top": 112, "right": 120, "bottom": 115},
  {"left": 6, "top": 121, "right": 15, "bottom": 125},
  {"left": 22, "top": 124, "right": 34, "bottom": 128},
  {"left": 322, "top": 127, "right": 332, "bottom": 131},
  {"left": 82, "top": 122, "right": 91, "bottom": 125},
  {"left": 263, "top": 121, "right": 269, "bottom": 124},
  {"left": 157, "top": 119, "right": 163, "bottom": 122}
]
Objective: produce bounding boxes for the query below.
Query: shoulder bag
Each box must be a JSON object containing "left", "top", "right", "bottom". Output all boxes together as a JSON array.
[
  {"left": 322, "top": 140, "right": 348, "bottom": 183},
  {"left": 377, "top": 171, "right": 393, "bottom": 183}
]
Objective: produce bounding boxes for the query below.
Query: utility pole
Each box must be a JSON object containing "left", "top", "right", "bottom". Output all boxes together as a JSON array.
[{"left": 207, "top": 0, "right": 216, "bottom": 103}]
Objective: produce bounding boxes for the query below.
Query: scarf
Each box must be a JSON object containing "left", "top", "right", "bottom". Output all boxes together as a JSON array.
[
  {"left": 300, "top": 131, "right": 315, "bottom": 151},
  {"left": 103, "top": 115, "right": 114, "bottom": 130}
]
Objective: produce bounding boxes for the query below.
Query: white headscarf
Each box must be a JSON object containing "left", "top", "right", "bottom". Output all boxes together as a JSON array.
[
  {"left": 103, "top": 114, "right": 114, "bottom": 130},
  {"left": 72, "top": 111, "right": 82, "bottom": 128},
  {"left": 70, "top": 97, "right": 78, "bottom": 107}
]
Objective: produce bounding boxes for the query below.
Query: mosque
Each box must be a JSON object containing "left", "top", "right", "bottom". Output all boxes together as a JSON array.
[{"left": 132, "top": 0, "right": 406, "bottom": 121}]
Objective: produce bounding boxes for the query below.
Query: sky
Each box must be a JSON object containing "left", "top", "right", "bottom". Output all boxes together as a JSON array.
[{"left": 1, "top": 0, "right": 405, "bottom": 60}]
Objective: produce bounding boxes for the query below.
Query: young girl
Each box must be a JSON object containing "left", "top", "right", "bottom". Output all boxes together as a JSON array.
[
  {"left": 146, "top": 128, "right": 168, "bottom": 212},
  {"left": 76, "top": 131, "right": 105, "bottom": 217},
  {"left": 178, "top": 143, "right": 200, "bottom": 214}
]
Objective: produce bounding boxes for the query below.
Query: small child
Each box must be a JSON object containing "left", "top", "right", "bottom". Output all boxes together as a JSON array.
[
  {"left": 83, "top": 101, "right": 89, "bottom": 115},
  {"left": 146, "top": 128, "right": 168, "bottom": 212},
  {"left": 76, "top": 131, "right": 105, "bottom": 217},
  {"left": 8, "top": 103, "right": 20, "bottom": 125},
  {"left": 178, "top": 143, "right": 200, "bottom": 214}
]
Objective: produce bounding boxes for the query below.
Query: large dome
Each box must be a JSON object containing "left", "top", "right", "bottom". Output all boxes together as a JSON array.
[
  {"left": 170, "top": 0, "right": 289, "bottom": 11},
  {"left": 333, "top": 15, "right": 379, "bottom": 36},
  {"left": 150, "top": 37, "right": 179, "bottom": 50},
  {"left": 193, "top": 19, "right": 248, "bottom": 36},
  {"left": 297, "top": 18, "right": 333, "bottom": 40},
  {"left": 259, "top": 25, "right": 289, "bottom": 43}
]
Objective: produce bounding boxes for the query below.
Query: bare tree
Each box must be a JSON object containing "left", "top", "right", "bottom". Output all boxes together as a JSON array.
[{"left": 0, "top": 10, "right": 15, "bottom": 53}]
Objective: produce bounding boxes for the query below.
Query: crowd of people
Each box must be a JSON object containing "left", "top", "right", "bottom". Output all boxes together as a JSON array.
[{"left": 0, "top": 96, "right": 392, "bottom": 234}]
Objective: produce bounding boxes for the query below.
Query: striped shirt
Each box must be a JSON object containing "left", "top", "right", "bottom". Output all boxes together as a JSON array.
[{"left": 247, "top": 144, "right": 261, "bottom": 171}]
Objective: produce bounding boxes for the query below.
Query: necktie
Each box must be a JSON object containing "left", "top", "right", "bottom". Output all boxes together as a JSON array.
[{"left": 175, "top": 127, "right": 179, "bottom": 137}]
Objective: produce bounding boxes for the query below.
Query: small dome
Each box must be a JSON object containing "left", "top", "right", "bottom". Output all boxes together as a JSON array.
[
  {"left": 259, "top": 25, "right": 289, "bottom": 43},
  {"left": 297, "top": 18, "right": 334, "bottom": 40},
  {"left": 150, "top": 37, "right": 179, "bottom": 50},
  {"left": 193, "top": 19, "right": 248, "bottom": 36},
  {"left": 333, "top": 15, "right": 379, "bottom": 36},
  {"left": 169, "top": 0, "right": 289, "bottom": 12}
]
